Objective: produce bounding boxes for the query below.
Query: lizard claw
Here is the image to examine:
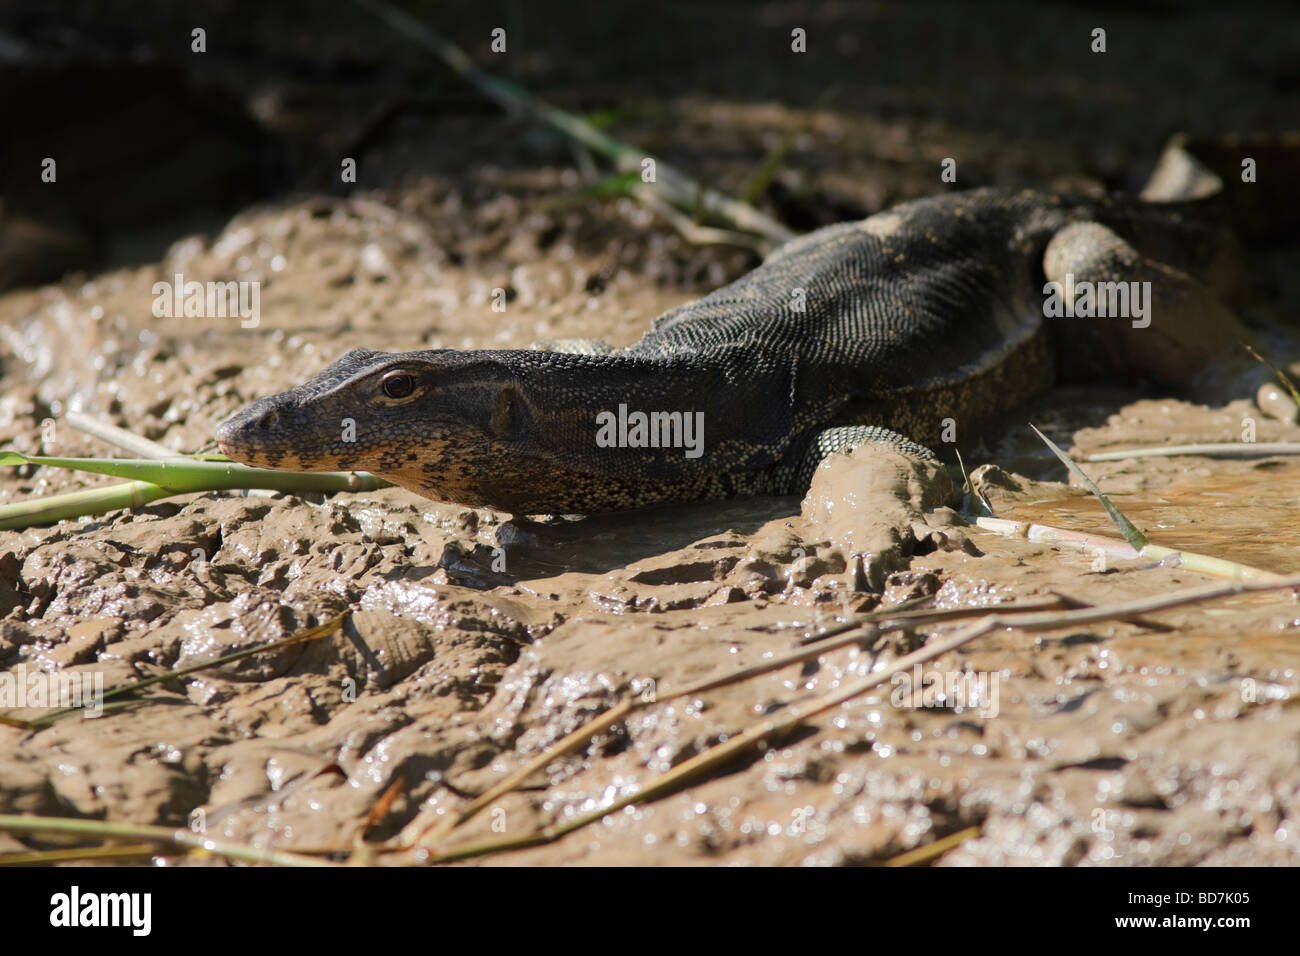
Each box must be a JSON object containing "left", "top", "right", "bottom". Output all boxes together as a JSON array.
[{"left": 799, "top": 439, "right": 963, "bottom": 591}]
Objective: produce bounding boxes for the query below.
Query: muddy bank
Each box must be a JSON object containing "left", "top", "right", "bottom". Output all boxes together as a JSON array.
[{"left": 2, "top": 1, "right": 1300, "bottom": 866}]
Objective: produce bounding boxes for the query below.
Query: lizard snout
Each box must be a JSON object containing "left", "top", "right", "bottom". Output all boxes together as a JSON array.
[{"left": 214, "top": 397, "right": 288, "bottom": 461}]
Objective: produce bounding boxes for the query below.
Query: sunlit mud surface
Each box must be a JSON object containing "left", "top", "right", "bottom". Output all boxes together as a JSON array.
[
  {"left": 2, "top": 1, "right": 1299, "bottom": 866},
  {"left": 1010, "top": 456, "right": 1300, "bottom": 576}
]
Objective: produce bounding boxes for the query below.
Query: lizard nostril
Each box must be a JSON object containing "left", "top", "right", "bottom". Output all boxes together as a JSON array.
[{"left": 256, "top": 408, "right": 279, "bottom": 430}]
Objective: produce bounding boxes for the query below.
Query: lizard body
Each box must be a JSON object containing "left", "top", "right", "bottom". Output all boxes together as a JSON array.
[{"left": 216, "top": 171, "right": 1251, "bottom": 515}]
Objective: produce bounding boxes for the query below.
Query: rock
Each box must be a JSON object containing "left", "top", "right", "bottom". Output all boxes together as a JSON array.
[{"left": 1256, "top": 382, "right": 1299, "bottom": 424}]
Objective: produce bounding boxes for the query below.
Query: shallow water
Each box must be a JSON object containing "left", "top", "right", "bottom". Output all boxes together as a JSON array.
[{"left": 1010, "top": 458, "right": 1300, "bottom": 575}]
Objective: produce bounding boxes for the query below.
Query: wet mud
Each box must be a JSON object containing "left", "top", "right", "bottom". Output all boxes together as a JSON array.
[{"left": 2, "top": 1, "right": 1299, "bottom": 865}]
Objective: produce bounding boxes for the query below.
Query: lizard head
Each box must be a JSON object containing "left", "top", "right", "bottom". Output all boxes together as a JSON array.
[{"left": 214, "top": 348, "right": 538, "bottom": 508}]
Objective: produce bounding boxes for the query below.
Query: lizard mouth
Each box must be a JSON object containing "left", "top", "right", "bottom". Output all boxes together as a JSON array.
[
  {"left": 214, "top": 435, "right": 257, "bottom": 465},
  {"left": 213, "top": 396, "right": 395, "bottom": 473},
  {"left": 213, "top": 398, "right": 291, "bottom": 467},
  {"left": 213, "top": 417, "right": 247, "bottom": 461}
]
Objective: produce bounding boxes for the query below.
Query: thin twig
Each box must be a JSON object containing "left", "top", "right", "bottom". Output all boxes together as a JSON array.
[
  {"left": 884, "top": 825, "right": 982, "bottom": 867},
  {"left": 352, "top": 0, "right": 794, "bottom": 251},
  {"left": 1032, "top": 423, "right": 1146, "bottom": 550},
  {"left": 1086, "top": 442, "right": 1300, "bottom": 462},
  {"left": 1243, "top": 343, "right": 1300, "bottom": 407},
  {"left": 0, "top": 843, "right": 162, "bottom": 866},
  {"left": 4, "top": 613, "right": 348, "bottom": 728},
  {"left": 636, "top": 190, "right": 768, "bottom": 250},
  {"left": 977, "top": 517, "right": 1285, "bottom": 582},
  {"left": 409, "top": 597, "right": 1073, "bottom": 846},
  {"left": 420, "top": 576, "right": 1300, "bottom": 862},
  {"left": 0, "top": 814, "right": 338, "bottom": 867},
  {"left": 63, "top": 410, "right": 177, "bottom": 459}
]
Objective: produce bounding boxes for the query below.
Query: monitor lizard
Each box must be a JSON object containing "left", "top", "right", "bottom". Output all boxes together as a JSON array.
[{"left": 214, "top": 139, "right": 1273, "bottom": 516}]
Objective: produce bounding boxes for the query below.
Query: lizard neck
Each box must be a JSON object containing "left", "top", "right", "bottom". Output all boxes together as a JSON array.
[{"left": 498, "top": 346, "right": 790, "bottom": 474}]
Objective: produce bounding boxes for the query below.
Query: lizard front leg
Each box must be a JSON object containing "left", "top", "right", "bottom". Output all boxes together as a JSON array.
[{"left": 793, "top": 425, "right": 967, "bottom": 591}]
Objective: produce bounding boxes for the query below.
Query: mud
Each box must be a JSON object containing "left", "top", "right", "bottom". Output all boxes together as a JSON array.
[{"left": 2, "top": 1, "right": 1300, "bottom": 865}]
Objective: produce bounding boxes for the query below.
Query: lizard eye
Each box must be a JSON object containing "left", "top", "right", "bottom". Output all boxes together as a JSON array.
[{"left": 381, "top": 371, "right": 417, "bottom": 399}]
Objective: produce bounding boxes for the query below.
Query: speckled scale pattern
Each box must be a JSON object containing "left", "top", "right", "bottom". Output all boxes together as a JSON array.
[
  {"left": 631, "top": 189, "right": 1065, "bottom": 388},
  {"left": 216, "top": 187, "right": 1230, "bottom": 514}
]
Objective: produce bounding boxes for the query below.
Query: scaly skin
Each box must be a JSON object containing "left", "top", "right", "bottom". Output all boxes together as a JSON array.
[{"left": 216, "top": 184, "right": 1247, "bottom": 515}]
